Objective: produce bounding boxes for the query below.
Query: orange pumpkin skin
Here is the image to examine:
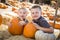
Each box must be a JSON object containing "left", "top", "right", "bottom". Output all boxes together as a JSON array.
[
  {"left": 8, "top": 18, "right": 23, "bottom": 35},
  {"left": 56, "top": 18, "right": 60, "bottom": 21},
  {"left": 49, "top": 15, "right": 60, "bottom": 21},
  {"left": 49, "top": 15, "right": 54, "bottom": 20},
  {"left": 49, "top": 22, "right": 60, "bottom": 29},
  {"left": 23, "top": 22, "right": 37, "bottom": 38},
  {"left": 0, "top": 15, "right": 2, "bottom": 25},
  {"left": 12, "top": 7, "right": 17, "bottom": 11}
]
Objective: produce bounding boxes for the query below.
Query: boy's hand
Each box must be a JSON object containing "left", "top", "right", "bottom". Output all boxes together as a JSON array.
[
  {"left": 18, "top": 21, "right": 26, "bottom": 26},
  {"left": 32, "top": 22, "right": 40, "bottom": 29}
]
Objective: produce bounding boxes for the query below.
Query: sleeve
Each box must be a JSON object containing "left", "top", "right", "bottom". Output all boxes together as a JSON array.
[{"left": 39, "top": 18, "right": 51, "bottom": 28}]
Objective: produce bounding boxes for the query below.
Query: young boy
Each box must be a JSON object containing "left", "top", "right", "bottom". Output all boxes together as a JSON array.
[
  {"left": 17, "top": 8, "right": 28, "bottom": 26},
  {"left": 8, "top": 8, "right": 28, "bottom": 28},
  {"left": 30, "top": 5, "right": 56, "bottom": 40}
]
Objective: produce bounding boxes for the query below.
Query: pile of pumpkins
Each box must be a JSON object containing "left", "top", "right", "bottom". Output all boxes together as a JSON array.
[
  {"left": 1, "top": 14, "right": 60, "bottom": 39},
  {"left": 48, "top": 15, "right": 60, "bottom": 21},
  {"left": 0, "top": 14, "right": 37, "bottom": 38},
  {"left": 8, "top": 17, "right": 37, "bottom": 38},
  {"left": 49, "top": 21, "right": 60, "bottom": 29},
  {"left": 0, "top": 3, "right": 8, "bottom": 9}
]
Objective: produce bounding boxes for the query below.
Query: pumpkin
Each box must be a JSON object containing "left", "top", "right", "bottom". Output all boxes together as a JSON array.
[
  {"left": 0, "top": 15, "right": 2, "bottom": 25},
  {"left": 13, "top": 10, "right": 18, "bottom": 13},
  {"left": 35, "top": 30, "right": 56, "bottom": 40},
  {"left": 57, "top": 18, "right": 60, "bottom": 21},
  {"left": 49, "top": 22, "right": 60, "bottom": 29},
  {"left": 12, "top": 7, "right": 17, "bottom": 11},
  {"left": 23, "top": 22, "right": 37, "bottom": 38},
  {"left": 48, "top": 15, "right": 60, "bottom": 21},
  {"left": 55, "top": 23, "right": 60, "bottom": 29},
  {"left": 8, "top": 18, "right": 23, "bottom": 35},
  {"left": 48, "top": 15, "right": 54, "bottom": 20},
  {"left": 0, "top": 3, "right": 8, "bottom": 9}
]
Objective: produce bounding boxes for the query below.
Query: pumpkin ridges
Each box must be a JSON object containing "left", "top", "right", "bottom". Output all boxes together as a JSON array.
[
  {"left": 8, "top": 18, "right": 23, "bottom": 35},
  {"left": 23, "top": 22, "right": 37, "bottom": 38},
  {"left": 0, "top": 15, "right": 2, "bottom": 25},
  {"left": 49, "top": 22, "right": 60, "bottom": 29}
]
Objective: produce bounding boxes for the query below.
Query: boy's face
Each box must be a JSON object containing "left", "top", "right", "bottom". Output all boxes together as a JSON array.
[
  {"left": 31, "top": 8, "right": 41, "bottom": 20},
  {"left": 18, "top": 9, "right": 27, "bottom": 19}
]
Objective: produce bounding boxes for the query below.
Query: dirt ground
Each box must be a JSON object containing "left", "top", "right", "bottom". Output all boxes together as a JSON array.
[
  {"left": 0, "top": 30, "right": 35, "bottom": 40},
  {"left": 5, "top": 35, "right": 35, "bottom": 40},
  {"left": 0, "top": 29, "right": 60, "bottom": 40}
]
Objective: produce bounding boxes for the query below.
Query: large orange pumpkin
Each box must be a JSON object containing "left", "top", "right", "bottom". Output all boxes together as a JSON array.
[
  {"left": 49, "top": 22, "right": 60, "bottom": 29},
  {"left": 8, "top": 18, "right": 23, "bottom": 35},
  {"left": 23, "top": 22, "right": 37, "bottom": 38},
  {"left": 0, "top": 15, "right": 2, "bottom": 25}
]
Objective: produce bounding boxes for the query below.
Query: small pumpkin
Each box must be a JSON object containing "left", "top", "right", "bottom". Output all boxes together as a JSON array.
[
  {"left": 35, "top": 30, "right": 56, "bottom": 40},
  {"left": 12, "top": 7, "right": 17, "bottom": 11},
  {"left": 56, "top": 18, "right": 60, "bottom": 21},
  {"left": 8, "top": 18, "right": 23, "bottom": 35},
  {"left": 23, "top": 22, "right": 37, "bottom": 38},
  {"left": 49, "top": 22, "right": 60, "bottom": 29},
  {"left": 0, "top": 15, "right": 2, "bottom": 25},
  {"left": 48, "top": 15, "right": 60, "bottom": 21},
  {"left": 55, "top": 23, "right": 60, "bottom": 29},
  {"left": 48, "top": 15, "right": 54, "bottom": 20},
  {"left": 0, "top": 3, "right": 8, "bottom": 9}
]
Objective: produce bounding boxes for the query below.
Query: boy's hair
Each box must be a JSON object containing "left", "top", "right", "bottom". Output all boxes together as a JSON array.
[
  {"left": 31, "top": 5, "right": 41, "bottom": 10},
  {"left": 18, "top": 8, "right": 27, "bottom": 12}
]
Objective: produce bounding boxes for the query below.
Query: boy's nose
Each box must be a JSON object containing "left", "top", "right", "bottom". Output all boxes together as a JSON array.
[{"left": 34, "top": 13, "right": 37, "bottom": 15}]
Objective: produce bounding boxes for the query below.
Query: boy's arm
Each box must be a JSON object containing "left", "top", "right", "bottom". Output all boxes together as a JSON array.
[
  {"left": 38, "top": 26, "right": 54, "bottom": 33},
  {"left": 33, "top": 23, "right": 54, "bottom": 33},
  {"left": 32, "top": 18, "right": 54, "bottom": 33}
]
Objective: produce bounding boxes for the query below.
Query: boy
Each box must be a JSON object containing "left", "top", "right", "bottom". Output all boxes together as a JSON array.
[
  {"left": 30, "top": 5, "right": 56, "bottom": 40},
  {"left": 8, "top": 8, "right": 28, "bottom": 28},
  {"left": 17, "top": 8, "right": 28, "bottom": 26}
]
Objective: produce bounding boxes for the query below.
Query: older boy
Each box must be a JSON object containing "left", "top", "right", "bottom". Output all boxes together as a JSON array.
[{"left": 30, "top": 5, "right": 56, "bottom": 40}]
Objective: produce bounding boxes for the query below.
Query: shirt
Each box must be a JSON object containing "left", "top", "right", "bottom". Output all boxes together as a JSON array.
[{"left": 33, "top": 16, "right": 51, "bottom": 28}]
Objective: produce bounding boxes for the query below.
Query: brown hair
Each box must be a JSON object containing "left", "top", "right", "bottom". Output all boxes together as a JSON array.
[{"left": 31, "top": 5, "right": 41, "bottom": 10}]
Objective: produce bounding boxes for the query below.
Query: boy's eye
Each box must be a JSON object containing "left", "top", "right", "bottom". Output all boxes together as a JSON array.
[
  {"left": 32, "top": 12, "right": 34, "bottom": 14},
  {"left": 36, "top": 12, "right": 38, "bottom": 14}
]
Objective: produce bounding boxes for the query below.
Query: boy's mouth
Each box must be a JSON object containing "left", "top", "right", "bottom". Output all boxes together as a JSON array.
[
  {"left": 33, "top": 16, "right": 38, "bottom": 18},
  {"left": 21, "top": 16, "right": 24, "bottom": 18}
]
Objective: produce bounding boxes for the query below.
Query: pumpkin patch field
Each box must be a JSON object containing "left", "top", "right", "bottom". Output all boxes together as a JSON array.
[{"left": 0, "top": 0, "right": 60, "bottom": 40}]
